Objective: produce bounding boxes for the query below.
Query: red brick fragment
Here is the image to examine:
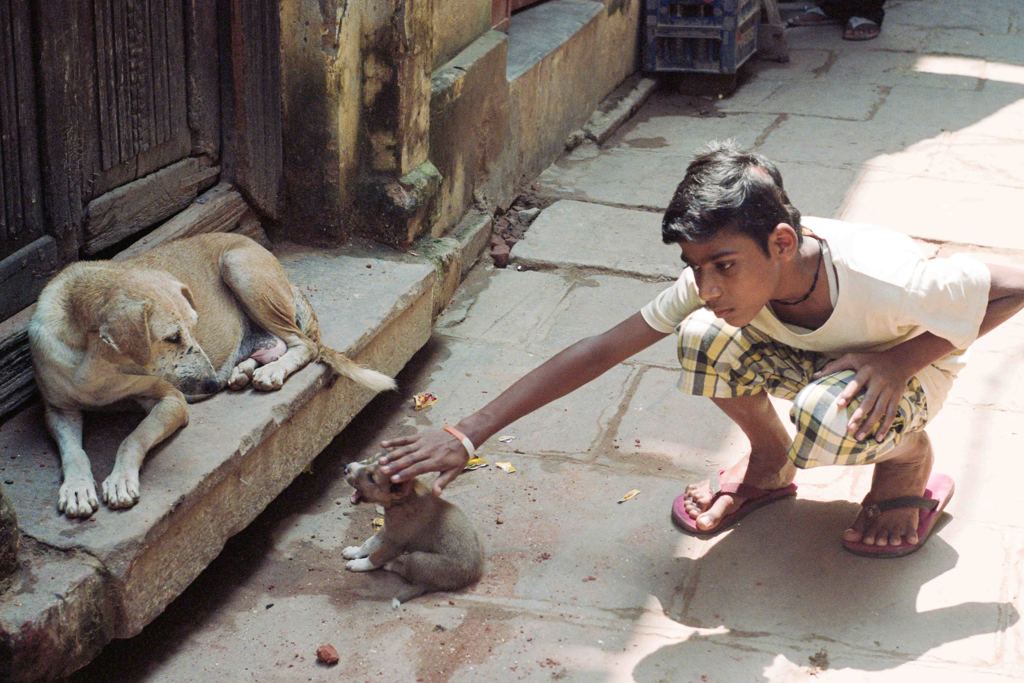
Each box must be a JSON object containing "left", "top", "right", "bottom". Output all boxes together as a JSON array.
[{"left": 316, "top": 643, "right": 340, "bottom": 666}]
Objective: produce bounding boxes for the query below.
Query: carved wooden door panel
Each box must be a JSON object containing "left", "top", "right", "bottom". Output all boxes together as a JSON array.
[
  {"left": 0, "top": 0, "right": 220, "bottom": 320},
  {"left": 0, "top": 0, "right": 55, "bottom": 320}
]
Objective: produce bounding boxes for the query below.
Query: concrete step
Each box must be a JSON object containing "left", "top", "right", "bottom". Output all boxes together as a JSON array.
[{"left": 0, "top": 248, "right": 435, "bottom": 681}]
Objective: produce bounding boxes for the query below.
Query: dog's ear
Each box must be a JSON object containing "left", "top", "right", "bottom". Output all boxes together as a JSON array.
[
  {"left": 179, "top": 284, "right": 196, "bottom": 311},
  {"left": 389, "top": 480, "right": 415, "bottom": 498},
  {"left": 99, "top": 297, "right": 152, "bottom": 365}
]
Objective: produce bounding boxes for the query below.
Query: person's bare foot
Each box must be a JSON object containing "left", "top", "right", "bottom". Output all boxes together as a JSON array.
[
  {"left": 843, "top": 431, "right": 933, "bottom": 547},
  {"left": 682, "top": 448, "right": 796, "bottom": 533},
  {"left": 842, "top": 16, "right": 881, "bottom": 41}
]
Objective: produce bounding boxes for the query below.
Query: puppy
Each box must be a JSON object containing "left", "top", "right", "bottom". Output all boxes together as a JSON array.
[
  {"left": 342, "top": 452, "right": 484, "bottom": 603},
  {"left": 28, "top": 233, "right": 396, "bottom": 518}
]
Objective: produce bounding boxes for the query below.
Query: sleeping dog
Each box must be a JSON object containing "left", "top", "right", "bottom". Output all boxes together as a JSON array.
[{"left": 29, "top": 232, "right": 395, "bottom": 518}]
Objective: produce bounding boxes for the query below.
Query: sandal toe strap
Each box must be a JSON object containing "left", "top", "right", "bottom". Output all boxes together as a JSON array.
[{"left": 864, "top": 495, "right": 938, "bottom": 521}]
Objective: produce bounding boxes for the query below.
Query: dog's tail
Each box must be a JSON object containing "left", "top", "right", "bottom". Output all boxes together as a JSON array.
[{"left": 317, "top": 344, "right": 397, "bottom": 393}]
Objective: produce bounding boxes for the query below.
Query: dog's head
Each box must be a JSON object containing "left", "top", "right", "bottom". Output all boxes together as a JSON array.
[
  {"left": 97, "top": 270, "right": 220, "bottom": 398},
  {"left": 344, "top": 453, "right": 415, "bottom": 506}
]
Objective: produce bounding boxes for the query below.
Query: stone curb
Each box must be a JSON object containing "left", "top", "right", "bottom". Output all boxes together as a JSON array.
[
  {"left": 412, "top": 209, "right": 494, "bottom": 318},
  {"left": 583, "top": 76, "right": 659, "bottom": 145}
]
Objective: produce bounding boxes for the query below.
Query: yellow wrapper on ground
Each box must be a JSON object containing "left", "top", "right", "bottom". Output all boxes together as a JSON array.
[
  {"left": 412, "top": 392, "right": 437, "bottom": 410},
  {"left": 372, "top": 517, "right": 384, "bottom": 529},
  {"left": 495, "top": 461, "right": 516, "bottom": 473},
  {"left": 618, "top": 489, "right": 640, "bottom": 504},
  {"left": 463, "top": 457, "right": 489, "bottom": 471}
]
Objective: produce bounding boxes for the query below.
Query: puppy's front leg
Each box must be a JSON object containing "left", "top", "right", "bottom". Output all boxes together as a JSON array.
[
  {"left": 45, "top": 407, "right": 99, "bottom": 518},
  {"left": 342, "top": 531, "right": 384, "bottom": 560},
  {"left": 346, "top": 537, "right": 402, "bottom": 572},
  {"left": 103, "top": 384, "right": 188, "bottom": 509}
]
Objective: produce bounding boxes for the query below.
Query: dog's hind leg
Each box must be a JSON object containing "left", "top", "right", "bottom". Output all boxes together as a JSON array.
[
  {"left": 218, "top": 243, "right": 318, "bottom": 392},
  {"left": 45, "top": 407, "right": 100, "bottom": 518},
  {"left": 383, "top": 552, "right": 477, "bottom": 594},
  {"left": 227, "top": 334, "right": 287, "bottom": 390},
  {"left": 102, "top": 381, "right": 189, "bottom": 509}
]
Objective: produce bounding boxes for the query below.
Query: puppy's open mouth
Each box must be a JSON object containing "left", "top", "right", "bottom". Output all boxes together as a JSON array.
[{"left": 350, "top": 490, "right": 363, "bottom": 505}]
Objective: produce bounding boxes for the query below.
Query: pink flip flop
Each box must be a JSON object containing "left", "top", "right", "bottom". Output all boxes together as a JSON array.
[
  {"left": 672, "top": 470, "right": 798, "bottom": 536},
  {"left": 841, "top": 473, "right": 955, "bottom": 558}
]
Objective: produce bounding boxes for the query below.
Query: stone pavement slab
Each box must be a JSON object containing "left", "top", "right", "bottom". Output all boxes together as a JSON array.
[
  {"left": 511, "top": 199, "right": 680, "bottom": 278},
  {"left": 535, "top": 111, "right": 778, "bottom": 210},
  {"left": 382, "top": 334, "right": 635, "bottom": 458},
  {"left": 437, "top": 264, "right": 678, "bottom": 367}
]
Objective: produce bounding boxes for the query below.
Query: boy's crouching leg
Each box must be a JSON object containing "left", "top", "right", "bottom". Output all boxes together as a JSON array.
[
  {"left": 676, "top": 312, "right": 802, "bottom": 533},
  {"left": 789, "top": 372, "right": 936, "bottom": 548}
]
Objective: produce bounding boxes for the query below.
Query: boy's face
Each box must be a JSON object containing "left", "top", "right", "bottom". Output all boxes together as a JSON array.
[{"left": 678, "top": 228, "right": 783, "bottom": 327}]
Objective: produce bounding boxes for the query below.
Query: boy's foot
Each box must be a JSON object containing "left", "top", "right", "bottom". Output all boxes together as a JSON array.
[
  {"left": 842, "top": 432, "right": 932, "bottom": 547},
  {"left": 842, "top": 16, "right": 880, "bottom": 40},
  {"left": 679, "top": 454, "right": 797, "bottom": 533},
  {"left": 842, "top": 473, "right": 954, "bottom": 557}
]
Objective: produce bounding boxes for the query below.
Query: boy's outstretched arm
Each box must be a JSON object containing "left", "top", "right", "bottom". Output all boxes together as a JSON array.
[
  {"left": 379, "top": 312, "right": 669, "bottom": 494},
  {"left": 817, "top": 262, "right": 1024, "bottom": 442}
]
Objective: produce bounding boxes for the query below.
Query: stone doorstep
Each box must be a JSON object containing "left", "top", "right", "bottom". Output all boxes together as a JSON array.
[{"left": 0, "top": 251, "right": 436, "bottom": 681}]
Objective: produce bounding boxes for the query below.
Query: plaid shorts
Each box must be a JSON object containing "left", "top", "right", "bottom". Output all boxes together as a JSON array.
[{"left": 677, "top": 310, "right": 930, "bottom": 469}]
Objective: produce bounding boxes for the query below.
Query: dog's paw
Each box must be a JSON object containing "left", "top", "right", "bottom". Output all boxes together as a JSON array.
[
  {"left": 228, "top": 359, "right": 258, "bottom": 390},
  {"left": 345, "top": 558, "right": 377, "bottom": 572},
  {"left": 58, "top": 478, "right": 100, "bottom": 518},
  {"left": 101, "top": 470, "right": 141, "bottom": 509},
  {"left": 252, "top": 364, "right": 287, "bottom": 391},
  {"left": 342, "top": 545, "right": 366, "bottom": 560}
]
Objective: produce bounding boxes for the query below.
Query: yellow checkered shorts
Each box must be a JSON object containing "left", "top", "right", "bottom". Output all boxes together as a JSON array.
[{"left": 677, "top": 310, "right": 929, "bottom": 469}]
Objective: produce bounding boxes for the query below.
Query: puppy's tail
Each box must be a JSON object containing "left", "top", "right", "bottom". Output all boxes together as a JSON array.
[{"left": 317, "top": 345, "right": 396, "bottom": 393}]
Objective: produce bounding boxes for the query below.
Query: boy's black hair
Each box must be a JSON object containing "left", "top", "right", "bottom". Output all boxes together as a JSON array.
[{"left": 662, "top": 140, "right": 802, "bottom": 257}]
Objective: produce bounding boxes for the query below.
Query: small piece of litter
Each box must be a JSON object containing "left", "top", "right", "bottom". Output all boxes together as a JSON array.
[
  {"left": 412, "top": 392, "right": 438, "bottom": 410},
  {"left": 316, "top": 643, "right": 339, "bottom": 666},
  {"left": 495, "top": 461, "right": 517, "bottom": 473},
  {"left": 375, "top": 504, "right": 385, "bottom": 515},
  {"left": 372, "top": 517, "right": 384, "bottom": 530},
  {"left": 497, "top": 435, "right": 516, "bottom": 443},
  {"left": 464, "top": 457, "right": 489, "bottom": 471},
  {"left": 618, "top": 489, "right": 640, "bottom": 504},
  {"left": 391, "top": 597, "right": 401, "bottom": 609}
]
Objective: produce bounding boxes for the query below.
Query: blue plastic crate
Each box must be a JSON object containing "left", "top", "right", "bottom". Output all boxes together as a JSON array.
[{"left": 643, "top": 0, "right": 759, "bottom": 74}]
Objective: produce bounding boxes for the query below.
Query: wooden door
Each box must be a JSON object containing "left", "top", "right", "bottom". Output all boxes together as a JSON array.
[
  {"left": 0, "top": 0, "right": 222, "bottom": 320},
  {"left": 0, "top": 0, "right": 55, "bottom": 321}
]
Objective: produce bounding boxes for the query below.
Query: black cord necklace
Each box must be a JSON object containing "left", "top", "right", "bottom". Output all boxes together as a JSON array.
[{"left": 771, "top": 237, "right": 823, "bottom": 306}]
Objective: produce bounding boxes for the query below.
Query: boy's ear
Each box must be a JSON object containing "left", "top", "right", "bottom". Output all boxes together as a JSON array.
[{"left": 770, "top": 223, "right": 800, "bottom": 258}]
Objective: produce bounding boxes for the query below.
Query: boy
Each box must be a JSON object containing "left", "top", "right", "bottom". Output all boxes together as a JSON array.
[{"left": 379, "top": 141, "right": 1024, "bottom": 557}]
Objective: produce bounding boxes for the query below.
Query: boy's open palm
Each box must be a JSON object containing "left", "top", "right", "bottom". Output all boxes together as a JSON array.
[
  {"left": 379, "top": 429, "right": 470, "bottom": 495},
  {"left": 814, "top": 351, "right": 915, "bottom": 442}
]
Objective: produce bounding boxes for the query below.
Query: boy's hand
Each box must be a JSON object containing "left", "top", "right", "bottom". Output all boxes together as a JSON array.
[
  {"left": 814, "top": 351, "right": 914, "bottom": 442},
  {"left": 378, "top": 429, "right": 471, "bottom": 496}
]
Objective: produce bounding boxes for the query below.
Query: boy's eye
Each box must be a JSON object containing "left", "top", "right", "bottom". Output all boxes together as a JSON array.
[{"left": 716, "top": 261, "right": 734, "bottom": 272}]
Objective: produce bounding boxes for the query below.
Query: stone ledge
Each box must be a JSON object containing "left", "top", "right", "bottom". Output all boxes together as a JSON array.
[{"left": 0, "top": 251, "right": 435, "bottom": 680}]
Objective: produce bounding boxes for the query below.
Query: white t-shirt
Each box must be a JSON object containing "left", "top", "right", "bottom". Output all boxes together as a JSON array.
[{"left": 640, "top": 217, "right": 992, "bottom": 413}]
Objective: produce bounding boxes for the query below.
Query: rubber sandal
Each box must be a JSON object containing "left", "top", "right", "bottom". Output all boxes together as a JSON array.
[
  {"left": 786, "top": 5, "right": 838, "bottom": 27},
  {"left": 841, "top": 473, "right": 955, "bottom": 558},
  {"left": 672, "top": 470, "right": 798, "bottom": 536},
  {"left": 843, "top": 16, "right": 880, "bottom": 40}
]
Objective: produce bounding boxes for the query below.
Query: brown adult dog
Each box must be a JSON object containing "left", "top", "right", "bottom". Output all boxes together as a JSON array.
[{"left": 28, "top": 232, "right": 396, "bottom": 518}]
